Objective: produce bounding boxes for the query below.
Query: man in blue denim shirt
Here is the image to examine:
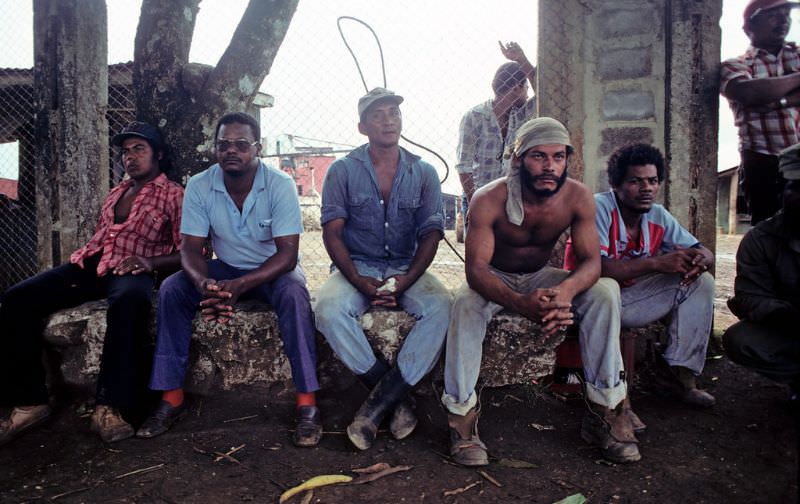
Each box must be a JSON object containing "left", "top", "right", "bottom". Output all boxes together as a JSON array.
[{"left": 316, "top": 88, "right": 451, "bottom": 451}]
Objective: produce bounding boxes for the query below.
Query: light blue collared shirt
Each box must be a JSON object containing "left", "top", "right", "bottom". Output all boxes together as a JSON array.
[
  {"left": 320, "top": 144, "right": 444, "bottom": 271},
  {"left": 181, "top": 160, "right": 302, "bottom": 270}
]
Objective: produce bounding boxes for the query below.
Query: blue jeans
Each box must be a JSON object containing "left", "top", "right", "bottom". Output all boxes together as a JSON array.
[
  {"left": 314, "top": 262, "right": 451, "bottom": 385},
  {"left": 149, "top": 260, "right": 320, "bottom": 393}
]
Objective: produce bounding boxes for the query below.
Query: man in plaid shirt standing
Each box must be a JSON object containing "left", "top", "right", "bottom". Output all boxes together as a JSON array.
[
  {"left": 456, "top": 41, "right": 536, "bottom": 224},
  {"left": 0, "top": 122, "right": 183, "bottom": 445},
  {"left": 721, "top": 0, "right": 800, "bottom": 224}
]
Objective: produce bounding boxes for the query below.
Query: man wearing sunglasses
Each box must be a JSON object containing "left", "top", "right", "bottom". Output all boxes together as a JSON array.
[
  {"left": 0, "top": 121, "right": 183, "bottom": 446},
  {"left": 138, "top": 112, "right": 322, "bottom": 447},
  {"left": 721, "top": 0, "right": 800, "bottom": 225}
]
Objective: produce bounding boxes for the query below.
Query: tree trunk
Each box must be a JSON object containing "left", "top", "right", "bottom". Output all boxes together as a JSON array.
[{"left": 134, "top": 0, "right": 299, "bottom": 182}]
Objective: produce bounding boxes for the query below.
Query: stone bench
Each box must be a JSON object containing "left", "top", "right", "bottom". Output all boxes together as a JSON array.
[{"left": 43, "top": 299, "right": 569, "bottom": 396}]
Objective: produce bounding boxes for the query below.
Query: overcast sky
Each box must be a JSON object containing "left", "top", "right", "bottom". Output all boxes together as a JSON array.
[{"left": 0, "top": 0, "right": 796, "bottom": 194}]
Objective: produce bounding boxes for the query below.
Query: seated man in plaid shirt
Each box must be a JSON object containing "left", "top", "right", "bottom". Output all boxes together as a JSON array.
[
  {"left": 721, "top": 0, "right": 800, "bottom": 224},
  {"left": 0, "top": 121, "right": 184, "bottom": 446}
]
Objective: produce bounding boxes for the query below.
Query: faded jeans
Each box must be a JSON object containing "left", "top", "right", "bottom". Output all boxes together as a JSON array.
[
  {"left": 314, "top": 262, "right": 451, "bottom": 386},
  {"left": 442, "top": 267, "right": 626, "bottom": 415},
  {"left": 621, "top": 272, "right": 714, "bottom": 375}
]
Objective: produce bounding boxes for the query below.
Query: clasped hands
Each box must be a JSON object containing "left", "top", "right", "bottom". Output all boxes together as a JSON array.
[
  {"left": 355, "top": 274, "right": 411, "bottom": 308},
  {"left": 516, "top": 287, "right": 574, "bottom": 337},
  {"left": 198, "top": 278, "right": 246, "bottom": 324}
]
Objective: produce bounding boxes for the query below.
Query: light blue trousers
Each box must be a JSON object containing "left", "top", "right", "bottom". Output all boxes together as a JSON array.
[
  {"left": 314, "top": 262, "right": 451, "bottom": 385},
  {"left": 443, "top": 267, "right": 626, "bottom": 415}
]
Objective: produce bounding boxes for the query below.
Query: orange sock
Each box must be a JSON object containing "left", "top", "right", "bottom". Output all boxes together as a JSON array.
[
  {"left": 162, "top": 388, "right": 184, "bottom": 407},
  {"left": 296, "top": 392, "right": 316, "bottom": 408}
]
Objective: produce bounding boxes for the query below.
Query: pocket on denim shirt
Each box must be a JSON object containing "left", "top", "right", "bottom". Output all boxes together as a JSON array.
[
  {"left": 347, "top": 195, "right": 375, "bottom": 229},
  {"left": 396, "top": 196, "right": 422, "bottom": 237}
]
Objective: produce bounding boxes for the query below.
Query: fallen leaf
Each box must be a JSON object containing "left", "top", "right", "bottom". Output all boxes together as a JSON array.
[
  {"left": 352, "top": 462, "right": 391, "bottom": 474},
  {"left": 552, "top": 493, "right": 587, "bottom": 504},
  {"left": 594, "top": 459, "right": 616, "bottom": 467},
  {"left": 497, "top": 458, "right": 538, "bottom": 469},
  {"left": 350, "top": 464, "right": 413, "bottom": 485},
  {"left": 279, "top": 474, "right": 353, "bottom": 503},
  {"left": 530, "top": 423, "right": 555, "bottom": 431}
]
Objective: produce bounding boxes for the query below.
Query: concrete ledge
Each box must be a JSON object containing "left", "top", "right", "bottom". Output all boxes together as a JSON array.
[{"left": 43, "top": 300, "right": 567, "bottom": 395}]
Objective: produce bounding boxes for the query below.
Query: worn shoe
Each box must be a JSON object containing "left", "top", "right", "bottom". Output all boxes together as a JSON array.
[
  {"left": 448, "top": 408, "right": 489, "bottom": 466},
  {"left": 136, "top": 400, "right": 187, "bottom": 439},
  {"left": 656, "top": 364, "right": 716, "bottom": 408},
  {"left": 581, "top": 401, "right": 641, "bottom": 464},
  {"left": 90, "top": 405, "right": 134, "bottom": 443},
  {"left": 347, "top": 366, "right": 412, "bottom": 450},
  {"left": 0, "top": 405, "right": 51, "bottom": 447},
  {"left": 623, "top": 397, "right": 647, "bottom": 435},
  {"left": 389, "top": 397, "right": 418, "bottom": 440},
  {"left": 293, "top": 405, "right": 323, "bottom": 447}
]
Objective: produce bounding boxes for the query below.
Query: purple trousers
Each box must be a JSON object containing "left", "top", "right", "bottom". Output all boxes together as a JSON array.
[{"left": 149, "top": 260, "right": 320, "bottom": 393}]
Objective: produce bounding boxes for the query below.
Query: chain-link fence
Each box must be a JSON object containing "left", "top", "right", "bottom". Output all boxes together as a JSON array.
[{"left": 0, "top": 0, "right": 539, "bottom": 294}]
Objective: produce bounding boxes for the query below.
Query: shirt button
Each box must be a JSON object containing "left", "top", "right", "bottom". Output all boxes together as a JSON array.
[
  {"left": 384, "top": 222, "right": 389, "bottom": 228},
  {"left": 109, "top": 232, "right": 116, "bottom": 238},
  {"left": 380, "top": 199, "right": 384, "bottom": 205},
  {"left": 384, "top": 245, "right": 389, "bottom": 250}
]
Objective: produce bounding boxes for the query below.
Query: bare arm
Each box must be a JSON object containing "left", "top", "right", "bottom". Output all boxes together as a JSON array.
[
  {"left": 499, "top": 40, "right": 536, "bottom": 91},
  {"left": 322, "top": 218, "right": 383, "bottom": 298},
  {"left": 601, "top": 245, "right": 713, "bottom": 284},
  {"left": 723, "top": 73, "right": 800, "bottom": 107},
  {"left": 464, "top": 188, "right": 570, "bottom": 333},
  {"left": 459, "top": 172, "right": 476, "bottom": 203},
  {"left": 554, "top": 186, "right": 601, "bottom": 301}
]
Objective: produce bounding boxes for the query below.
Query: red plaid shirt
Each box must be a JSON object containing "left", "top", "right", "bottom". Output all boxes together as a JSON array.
[
  {"left": 721, "top": 43, "right": 800, "bottom": 155},
  {"left": 71, "top": 173, "right": 184, "bottom": 276}
]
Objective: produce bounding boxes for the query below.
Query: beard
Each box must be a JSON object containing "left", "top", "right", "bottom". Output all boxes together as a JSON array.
[{"left": 520, "top": 167, "right": 568, "bottom": 197}]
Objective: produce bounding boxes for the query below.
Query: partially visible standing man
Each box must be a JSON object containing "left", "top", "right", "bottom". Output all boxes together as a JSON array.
[
  {"left": 723, "top": 143, "right": 800, "bottom": 398},
  {"left": 456, "top": 41, "right": 536, "bottom": 220},
  {"left": 315, "top": 88, "right": 450, "bottom": 451},
  {"left": 721, "top": 0, "right": 800, "bottom": 224},
  {"left": 137, "top": 112, "right": 323, "bottom": 447},
  {"left": 0, "top": 122, "right": 183, "bottom": 445}
]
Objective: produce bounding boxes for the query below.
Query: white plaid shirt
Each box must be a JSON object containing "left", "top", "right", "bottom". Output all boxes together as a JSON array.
[
  {"left": 721, "top": 43, "right": 800, "bottom": 155},
  {"left": 455, "top": 97, "right": 536, "bottom": 190}
]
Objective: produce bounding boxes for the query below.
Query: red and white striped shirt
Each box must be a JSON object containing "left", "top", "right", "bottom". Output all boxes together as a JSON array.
[
  {"left": 721, "top": 43, "right": 800, "bottom": 155},
  {"left": 71, "top": 173, "right": 183, "bottom": 276}
]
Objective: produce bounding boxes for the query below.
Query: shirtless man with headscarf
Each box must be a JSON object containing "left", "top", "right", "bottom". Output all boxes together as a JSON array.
[{"left": 441, "top": 117, "right": 640, "bottom": 466}]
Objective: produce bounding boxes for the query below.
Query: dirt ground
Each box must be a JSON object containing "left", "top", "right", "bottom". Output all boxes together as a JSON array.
[{"left": 1, "top": 233, "right": 798, "bottom": 504}]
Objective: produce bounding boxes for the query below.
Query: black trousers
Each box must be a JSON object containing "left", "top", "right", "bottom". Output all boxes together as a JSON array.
[
  {"left": 0, "top": 254, "right": 154, "bottom": 410},
  {"left": 740, "top": 150, "right": 784, "bottom": 226}
]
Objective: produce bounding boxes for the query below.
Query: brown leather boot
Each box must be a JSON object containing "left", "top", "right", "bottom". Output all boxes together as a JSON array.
[
  {"left": 581, "top": 400, "right": 641, "bottom": 463},
  {"left": 623, "top": 396, "right": 647, "bottom": 435},
  {"left": 91, "top": 405, "right": 134, "bottom": 443},
  {"left": 657, "top": 364, "right": 716, "bottom": 408},
  {"left": 447, "top": 407, "right": 488, "bottom": 466}
]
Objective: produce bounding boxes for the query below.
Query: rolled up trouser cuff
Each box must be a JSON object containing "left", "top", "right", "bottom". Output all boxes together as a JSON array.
[
  {"left": 441, "top": 390, "right": 478, "bottom": 416},
  {"left": 585, "top": 380, "right": 627, "bottom": 410}
]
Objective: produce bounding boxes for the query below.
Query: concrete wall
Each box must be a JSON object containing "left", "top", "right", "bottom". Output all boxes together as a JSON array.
[{"left": 538, "top": 0, "right": 722, "bottom": 252}]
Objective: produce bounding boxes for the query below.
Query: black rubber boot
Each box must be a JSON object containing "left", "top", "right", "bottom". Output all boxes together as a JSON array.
[
  {"left": 357, "top": 358, "right": 418, "bottom": 440},
  {"left": 348, "top": 366, "right": 413, "bottom": 450}
]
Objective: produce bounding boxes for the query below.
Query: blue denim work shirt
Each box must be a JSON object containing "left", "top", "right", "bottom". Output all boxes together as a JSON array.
[
  {"left": 181, "top": 161, "right": 303, "bottom": 270},
  {"left": 321, "top": 144, "right": 444, "bottom": 270}
]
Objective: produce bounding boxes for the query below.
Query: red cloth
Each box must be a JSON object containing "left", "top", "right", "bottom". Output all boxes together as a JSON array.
[{"left": 71, "top": 173, "right": 184, "bottom": 276}]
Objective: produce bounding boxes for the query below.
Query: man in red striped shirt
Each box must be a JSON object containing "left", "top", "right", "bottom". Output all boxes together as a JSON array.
[
  {"left": 0, "top": 121, "right": 183, "bottom": 446},
  {"left": 721, "top": 0, "right": 800, "bottom": 224}
]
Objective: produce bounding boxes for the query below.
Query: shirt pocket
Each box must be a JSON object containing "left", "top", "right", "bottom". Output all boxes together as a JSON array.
[
  {"left": 348, "top": 195, "right": 375, "bottom": 230},
  {"left": 134, "top": 208, "right": 168, "bottom": 242},
  {"left": 255, "top": 218, "right": 273, "bottom": 242},
  {"left": 396, "top": 196, "right": 422, "bottom": 237}
]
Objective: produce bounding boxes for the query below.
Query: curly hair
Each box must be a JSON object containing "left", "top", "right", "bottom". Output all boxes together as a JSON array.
[
  {"left": 606, "top": 143, "right": 665, "bottom": 188},
  {"left": 214, "top": 112, "right": 261, "bottom": 142}
]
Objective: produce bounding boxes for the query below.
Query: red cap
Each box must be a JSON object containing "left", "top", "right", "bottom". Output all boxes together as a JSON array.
[{"left": 744, "top": 0, "right": 799, "bottom": 26}]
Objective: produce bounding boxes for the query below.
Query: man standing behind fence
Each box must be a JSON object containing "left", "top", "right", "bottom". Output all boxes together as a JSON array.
[
  {"left": 315, "top": 88, "right": 450, "bottom": 451},
  {"left": 721, "top": 0, "right": 800, "bottom": 224},
  {"left": 456, "top": 41, "right": 536, "bottom": 221},
  {"left": 442, "top": 117, "right": 640, "bottom": 466},
  {"left": 137, "top": 112, "right": 323, "bottom": 447},
  {"left": 0, "top": 121, "right": 183, "bottom": 445}
]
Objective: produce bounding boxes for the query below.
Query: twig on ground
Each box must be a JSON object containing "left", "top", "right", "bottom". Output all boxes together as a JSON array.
[
  {"left": 213, "top": 443, "right": 246, "bottom": 464},
  {"left": 50, "top": 485, "right": 94, "bottom": 501},
  {"left": 222, "top": 414, "right": 259, "bottom": 424},
  {"left": 113, "top": 464, "right": 165, "bottom": 480},
  {"left": 443, "top": 481, "right": 481, "bottom": 497},
  {"left": 350, "top": 464, "right": 413, "bottom": 485},
  {"left": 477, "top": 469, "right": 502, "bottom": 487}
]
